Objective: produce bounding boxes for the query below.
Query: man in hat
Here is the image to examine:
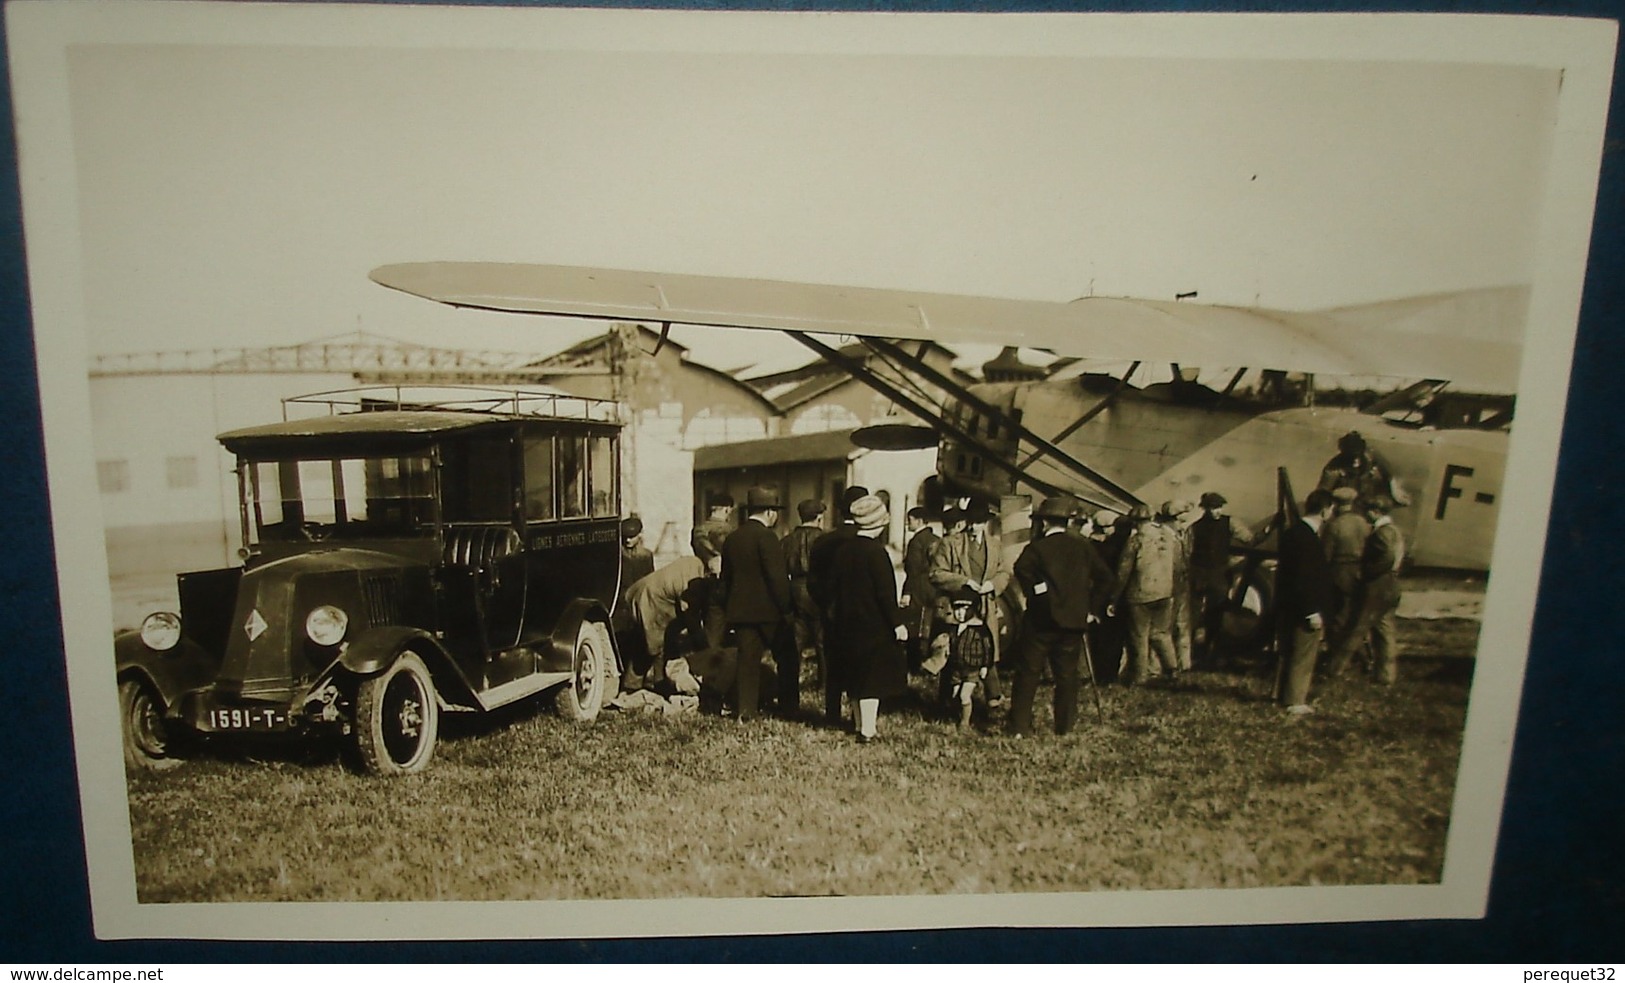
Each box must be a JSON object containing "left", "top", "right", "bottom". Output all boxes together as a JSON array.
[
  {"left": 1276, "top": 489, "right": 1339, "bottom": 715},
  {"left": 1318, "top": 431, "right": 1403, "bottom": 507},
  {"left": 1189, "top": 492, "right": 1234, "bottom": 667},
  {"left": 1111, "top": 503, "right": 1181, "bottom": 685},
  {"left": 901, "top": 505, "right": 944, "bottom": 668},
  {"left": 691, "top": 492, "right": 736, "bottom": 573},
  {"left": 1089, "top": 508, "right": 1131, "bottom": 684},
  {"left": 1064, "top": 497, "right": 1095, "bottom": 540},
  {"left": 782, "top": 498, "right": 828, "bottom": 678},
  {"left": 1160, "top": 500, "right": 1198, "bottom": 672},
  {"left": 1007, "top": 495, "right": 1117, "bottom": 737},
  {"left": 1323, "top": 494, "right": 1407, "bottom": 685},
  {"left": 612, "top": 516, "right": 658, "bottom": 687},
  {"left": 929, "top": 500, "right": 1012, "bottom": 709},
  {"left": 808, "top": 486, "right": 870, "bottom": 723},
  {"left": 622, "top": 551, "right": 713, "bottom": 691},
  {"left": 1321, "top": 485, "right": 1373, "bottom": 657},
  {"left": 720, "top": 486, "right": 798, "bottom": 721},
  {"left": 691, "top": 492, "right": 736, "bottom": 648}
]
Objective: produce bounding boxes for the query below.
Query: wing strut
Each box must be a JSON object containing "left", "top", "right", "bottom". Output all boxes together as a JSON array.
[
  {"left": 860, "top": 337, "right": 1141, "bottom": 506},
  {"left": 783, "top": 331, "right": 1069, "bottom": 500}
]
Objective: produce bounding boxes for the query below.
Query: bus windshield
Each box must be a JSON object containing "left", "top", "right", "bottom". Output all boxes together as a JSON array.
[{"left": 245, "top": 454, "right": 436, "bottom": 543}]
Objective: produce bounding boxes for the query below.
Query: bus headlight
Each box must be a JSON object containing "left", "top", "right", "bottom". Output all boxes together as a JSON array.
[
  {"left": 305, "top": 605, "right": 349, "bottom": 646},
  {"left": 140, "top": 612, "right": 182, "bottom": 652}
]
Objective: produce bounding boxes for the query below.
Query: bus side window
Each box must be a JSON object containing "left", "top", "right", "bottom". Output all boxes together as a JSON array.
[
  {"left": 444, "top": 435, "right": 512, "bottom": 522},
  {"left": 557, "top": 435, "right": 587, "bottom": 519},
  {"left": 588, "top": 434, "right": 617, "bottom": 518},
  {"left": 523, "top": 436, "right": 556, "bottom": 521}
]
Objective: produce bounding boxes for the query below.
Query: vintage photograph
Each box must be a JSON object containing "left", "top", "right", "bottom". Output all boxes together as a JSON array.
[{"left": 8, "top": 1, "right": 1612, "bottom": 940}]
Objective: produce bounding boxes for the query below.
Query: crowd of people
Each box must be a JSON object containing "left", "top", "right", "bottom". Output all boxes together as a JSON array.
[{"left": 608, "top": 429, "right": 1410, "bottom": 740}]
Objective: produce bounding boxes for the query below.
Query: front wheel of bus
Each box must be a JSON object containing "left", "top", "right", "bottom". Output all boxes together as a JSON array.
[
  {"left": 555, "top": 620, "right": 612, "bottom": 722},
  {"left": 353, "top": 652, "right": 439, "bottom": 776},
  {"left": 120, "top": 679, "right": 181, "bottom": 772}
]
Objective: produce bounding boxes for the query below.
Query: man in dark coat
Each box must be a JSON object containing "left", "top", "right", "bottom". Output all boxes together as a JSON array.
[
  {"left": 1276, "top": 489, "right": 1339, "bottom": 714},
  {"left": 720, "top": 486, "right": 797, "bottom": 721},
  {"left": 901, "top": 506, "right": 942, "bottom": 668},
  {"left": 826, "top": 494, "right": 909, "bottom": 742},
  {"left": 1318, "top": 431, "right": 1405, "bottom": 507},
  {"left": 1088, "top": 508, "right": 1130, "bottom": 684},
  {"left": 691, "top": 492, "right": 735, "bottom": 648},
  {"left": 1188, "top": 491, "right": 1234, "bottom": 668},
  {"left": 1008, "top": 495, "right": 1117, "bottom": 737},
  {"left": 782, "top": 498, "right": 827, "bottom": 672},
  {"left": 807, "top": 485, "right": 869, "bottom": 723}
]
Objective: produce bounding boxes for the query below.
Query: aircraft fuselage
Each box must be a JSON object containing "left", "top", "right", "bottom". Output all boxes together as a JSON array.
[{"left": 941, "top": 381, "right": 1505, "bottom": 571}]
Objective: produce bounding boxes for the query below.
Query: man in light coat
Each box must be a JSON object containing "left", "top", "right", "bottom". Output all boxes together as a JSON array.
[
  {"left": 1111, "top": 503, "right": 1182, "bottom": 685},
  {"left": 929, "top": 500, "right": 1012, "bottom": 707},
  {"left": 1323, "top": 494, "right": 1407, "bottom": 685}
]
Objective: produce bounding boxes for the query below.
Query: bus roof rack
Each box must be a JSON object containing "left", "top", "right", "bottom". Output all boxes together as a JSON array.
[{"left": 281, "top": 384, "right": 619, "bottom": 424}]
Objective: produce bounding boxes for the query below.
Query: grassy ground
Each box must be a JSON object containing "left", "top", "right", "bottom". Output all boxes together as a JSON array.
[{"left": 125, "top": 619, "right": 1476, "bottom": 902}]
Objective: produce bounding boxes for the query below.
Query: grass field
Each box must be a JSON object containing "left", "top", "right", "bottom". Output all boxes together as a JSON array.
[{"left": 124, "top": 619, "right": 1476, "bottom": 903}]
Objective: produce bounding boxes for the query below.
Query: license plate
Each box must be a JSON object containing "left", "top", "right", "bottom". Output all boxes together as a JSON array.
[{"left": 207, "top": 706, "right": 288, "bottom": 731}]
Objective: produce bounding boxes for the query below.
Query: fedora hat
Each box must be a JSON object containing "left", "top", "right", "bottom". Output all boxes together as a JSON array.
[
  {"left": 1033, "top": 495, "right": 1076, "bottom": 520},
  {"left": 745, "top": 486, "right": 781, "bottom": 509}
]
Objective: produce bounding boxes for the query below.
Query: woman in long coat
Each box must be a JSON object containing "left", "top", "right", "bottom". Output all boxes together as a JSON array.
[{"left": 826, "top": 495, "right": 909, "bottom": 742}]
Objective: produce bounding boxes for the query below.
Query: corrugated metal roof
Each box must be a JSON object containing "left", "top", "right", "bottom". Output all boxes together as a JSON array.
[{"left": 693, "top": 429, "right": 862, "bottom": 471}]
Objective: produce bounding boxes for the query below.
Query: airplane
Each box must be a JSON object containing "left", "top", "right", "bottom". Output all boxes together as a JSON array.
[{"left": 368, "top": 263, "right": 1524, "bottom": 572}]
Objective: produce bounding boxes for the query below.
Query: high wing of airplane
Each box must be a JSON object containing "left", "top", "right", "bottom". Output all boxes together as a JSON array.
[{"left": 370, "top": 263, "right": 1526, "bottom": 571}]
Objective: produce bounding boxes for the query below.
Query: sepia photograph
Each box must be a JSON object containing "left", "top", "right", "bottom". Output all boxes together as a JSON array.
[{"left": 6, "top": 0, "right": 1614, "bottom": 941}]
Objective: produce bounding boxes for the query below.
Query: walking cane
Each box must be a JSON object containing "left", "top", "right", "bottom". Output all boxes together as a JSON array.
[{"left": 1081, "top": 629, "right": 1105, "bottom": 724}]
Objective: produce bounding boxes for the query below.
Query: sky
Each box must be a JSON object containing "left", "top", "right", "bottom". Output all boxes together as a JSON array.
[{"left": 64, "top": 19, "right": 1561, "bottom": 375}]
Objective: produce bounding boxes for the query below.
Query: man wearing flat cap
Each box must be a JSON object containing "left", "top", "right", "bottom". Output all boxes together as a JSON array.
[
  {"left": 691, "top": 492, "right": 736, "bottom": 570},
  {"left": 1323, "top": 493, "right": 1407, "bottom": 685},
  {"left": 1321, "top": 485, "right": 1372, "bottom": 658},
  {"left": 1160, "top": 500, "right": 1197, "bottom": 672},
  {"left": 1112, "top": 503, "right": 1182, "bottom": 684},
  {"left": 1008, "top": 495, "right": 1116, "bottom": 737},
  {"left": 721, "top": 486, "right": 799, "bottom": 721},
  {"left": 901, "top": 506, "right": 944, "bottom": 668}
]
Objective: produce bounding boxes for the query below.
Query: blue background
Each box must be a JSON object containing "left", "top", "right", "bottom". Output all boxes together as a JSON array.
[{"left": 2, "top": 0, "right": 1620, "bottom": 962}]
